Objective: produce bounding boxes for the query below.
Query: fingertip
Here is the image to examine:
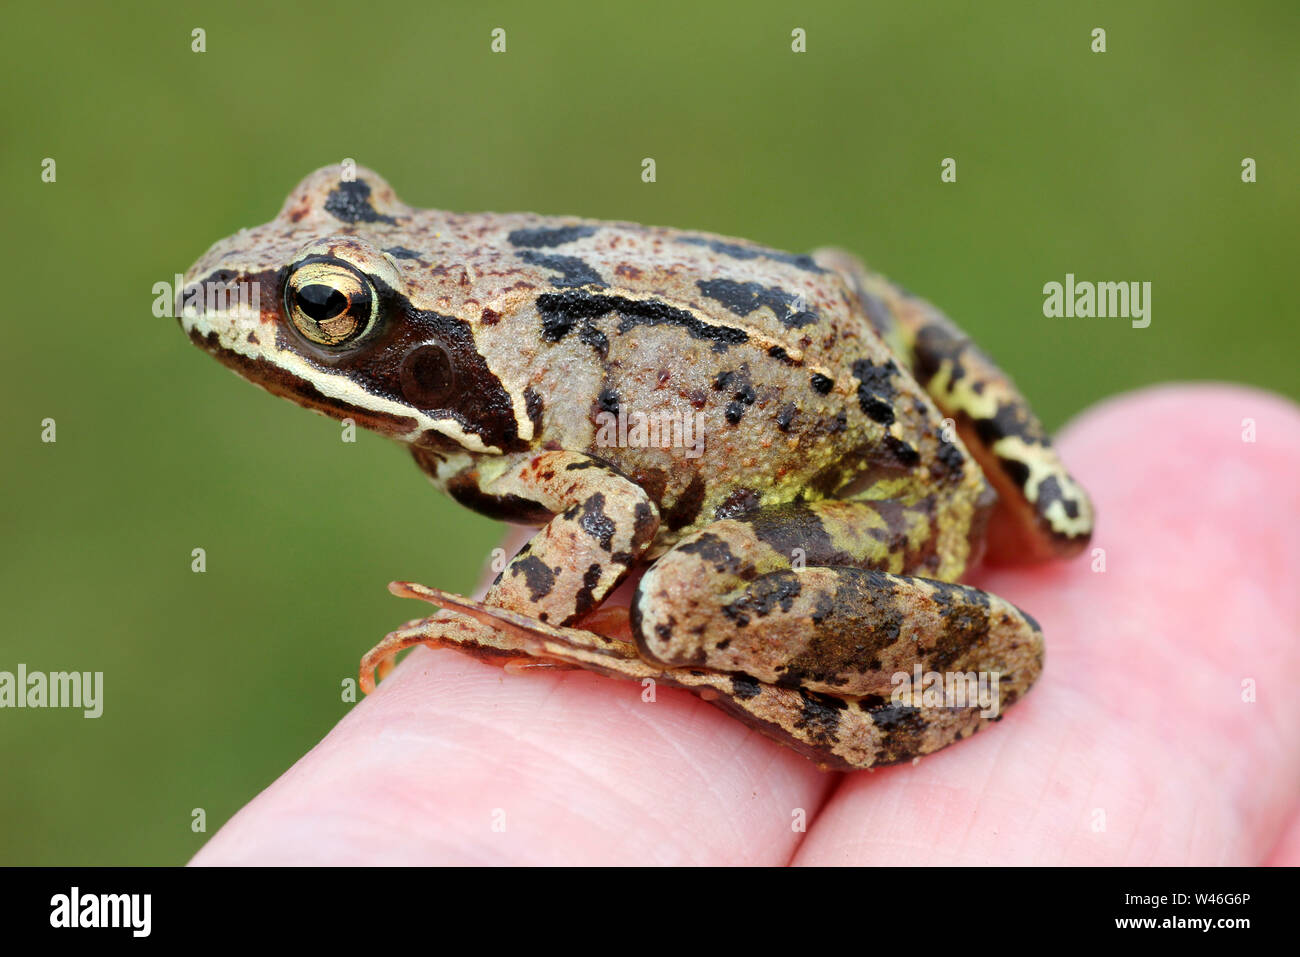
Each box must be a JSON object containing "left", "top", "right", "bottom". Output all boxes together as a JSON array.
[{"left": 1058, "top": 382, "right": 1300, "bottom": 482}]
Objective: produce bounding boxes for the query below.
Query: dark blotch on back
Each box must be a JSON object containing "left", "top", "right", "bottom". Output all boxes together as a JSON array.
[
  {"left": 508, "top": 225, "right": 598, "bottom": 248},
  {"left": 935, "top": 439, "right": 966, "bottom": 480},
  {"left": 676, "top": 235, "right": 827, "bottom": 274},
  {"left": 697, "top": 278, "right": 818, "bottom": 328},
  {"left": 884, "top": 434, "right": 920, "bottom": 468},
  {"left": 324, "top": 180, "right": 396, "bottom": 224},
  {"left": 519, "top": 251, "right": 606, "bottom": 288},
  {"left": 714, "top": 367, "right": 756, "bottom": 425},
  {"left": 851, "top": 358, "right": 900, "bottom": 425},
  {"left": 538, "top": 290, "right": 749, "bottom": 349},
  {"left": 597, "top": 386, "right": 620, "bottom": 416}
]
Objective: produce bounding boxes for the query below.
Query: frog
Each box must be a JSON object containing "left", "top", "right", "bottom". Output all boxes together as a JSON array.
[{"left": 179, "top": 164, "right": 1093, "bottom": 770}]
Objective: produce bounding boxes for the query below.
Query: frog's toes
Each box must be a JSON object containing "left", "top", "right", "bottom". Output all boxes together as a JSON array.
[
  {"left": 360, "top": 602, "right": 544, "bottom": 694},
  {"left": 379, "top": 581, "right": 648, "bottom": 681},
  {"left": 359, "top": 623, "right": 433, "bottom": 694},
  {"left": 388, "top": 580, "right": 454, "bottom": 604},
  {"left": 502, "top": 658, "right": 572, "bottom": 675}
]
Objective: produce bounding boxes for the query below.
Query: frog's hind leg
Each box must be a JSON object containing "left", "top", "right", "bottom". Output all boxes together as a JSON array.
[
  {"left": 815, "top": 248, "right": 1094, "bottom": 562},
  {"left": 390, "top": 582, "right": 1005, "bottom": 771},
  {"left": 630, "top": 503, "right": 1044, "bottom": 763}
]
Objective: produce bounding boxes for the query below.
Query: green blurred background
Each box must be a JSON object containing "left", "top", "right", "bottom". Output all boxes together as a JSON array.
[{"left": 1, "top": 0, "right": 1295, "bottom": 863}]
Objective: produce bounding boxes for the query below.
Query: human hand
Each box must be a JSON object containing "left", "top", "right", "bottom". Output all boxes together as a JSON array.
[{"left": 191, "top": 385, "right": 1300, "bottom": 865}]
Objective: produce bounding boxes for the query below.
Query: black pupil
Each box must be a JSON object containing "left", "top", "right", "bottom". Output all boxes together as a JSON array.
[{"left": 296, "top": 283, "right": 348, "bottom": 321}]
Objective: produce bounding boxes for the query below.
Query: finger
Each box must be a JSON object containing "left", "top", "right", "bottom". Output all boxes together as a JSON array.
[
  {"left": 1263, "top": 804, "right": 1300, "bottom": 866},
  {"left": 192, "top": 527, "right": 835, "bottom": 865}
]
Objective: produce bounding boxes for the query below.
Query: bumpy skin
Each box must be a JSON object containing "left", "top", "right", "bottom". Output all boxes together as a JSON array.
[{"left": 180, "top": 165, "right": 1093, "bottom": 770}]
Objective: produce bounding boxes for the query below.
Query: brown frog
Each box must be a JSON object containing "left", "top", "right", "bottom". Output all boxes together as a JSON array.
[{"left": 179, "top": 165, "right": 1093, "bottom": 769}]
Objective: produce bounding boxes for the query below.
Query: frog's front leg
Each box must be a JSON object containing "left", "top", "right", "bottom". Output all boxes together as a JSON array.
[
  {"left": 362, "top": 451, "right": 657, "bottom": 691},
  {"left": 467, "top": 450, "right": 660, "bottom": 624}
]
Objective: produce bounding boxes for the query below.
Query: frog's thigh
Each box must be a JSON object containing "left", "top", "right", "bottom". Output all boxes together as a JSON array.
[
  {"left": 632, "top": 506, "right": 1043, "bottom": 700},
  {"left": 479, "top": 450, "right": 660, "bottom": 625},
  {"left": 815, "top": 247, "right": 1093, "bottom": 562}
]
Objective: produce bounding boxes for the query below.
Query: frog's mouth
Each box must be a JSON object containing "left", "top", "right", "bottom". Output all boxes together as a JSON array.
[
  {"left": 181, "top": 312, "right": 503, "bottom": 455},
  {"left": 175, "top": 264, "right": 410, "bottom": 437},
  {"left": 184, "top": 323, "right": 424, "bottom": 440}
]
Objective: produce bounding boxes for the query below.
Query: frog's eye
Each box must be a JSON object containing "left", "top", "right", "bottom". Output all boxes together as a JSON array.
[
  {"left": 399, "top": 343, "right": 456, "bottom": 408},
  {"left": 284, "top": 259, "right": 379, "bottom": 347}
]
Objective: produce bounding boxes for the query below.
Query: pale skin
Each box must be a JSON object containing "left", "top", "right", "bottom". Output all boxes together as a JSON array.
[{"left": 190, "top": 386, "right": 1300, "bottom": 865}]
